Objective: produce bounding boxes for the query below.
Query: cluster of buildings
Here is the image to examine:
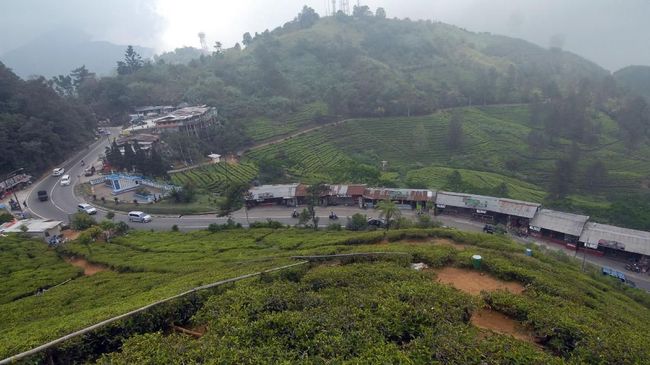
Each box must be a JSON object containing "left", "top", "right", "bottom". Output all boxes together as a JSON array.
[
  {"left": 247, "top": 184, "right": 650, "bottom": 261},
  {"left": 123, "top": 105, "right": 218, "bottom": 139}
]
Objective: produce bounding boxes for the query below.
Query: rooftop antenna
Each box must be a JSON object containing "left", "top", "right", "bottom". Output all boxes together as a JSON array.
[{"left": 198, "top": 32, "right": 208, "bottom": 53}]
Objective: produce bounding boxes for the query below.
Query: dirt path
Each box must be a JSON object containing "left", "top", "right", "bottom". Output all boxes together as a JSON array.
[
  {"left": 237, "top": 118, "right": 351, "bottom": 156},
  {"left": 435, "top": 267, "right": 524, "bottom": 295},
  {"left": 64, "top": 257, "right": 109, "bottom": 276}
]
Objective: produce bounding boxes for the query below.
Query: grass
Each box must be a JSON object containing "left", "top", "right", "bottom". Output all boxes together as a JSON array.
[
  {"left": 2, "top": 228, "right": 650, "bottom": 363},
  {"left": 243, "top": 102, "right": 329, "bottom": 142},
  {"left": 406, "top": 166, "right": 547, "bottom": 202},
  {"left": 90, "top": 193, "right": 222, "bottom": 215},
  {"left": 170, "top": 162, "right": 258, "bottom": 194},
  {"left": 240, "top": 104, "right": 650, "bottom": 227},
  {"left": 3, "top": 227, "right": 648, "bottom": 363}
]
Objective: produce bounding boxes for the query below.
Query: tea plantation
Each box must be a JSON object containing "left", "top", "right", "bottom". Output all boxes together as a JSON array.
[{"left": 2, "top": 228, "right": 650, "bottom": 363}]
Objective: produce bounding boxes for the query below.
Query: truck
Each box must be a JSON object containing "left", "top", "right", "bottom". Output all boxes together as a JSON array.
[{"left": 37, "top": 190, "right": 48, "bottom": 202}]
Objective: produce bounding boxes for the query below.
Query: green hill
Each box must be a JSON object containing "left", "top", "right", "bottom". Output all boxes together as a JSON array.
[
  {"left": 2, "top": 229, "right": 650, "bottom": 363},
  {"left": 614, "top": 65, "right": 650, "bottom": 101},
  {"left": 242, "top": 104, "right": 650, "bottom": 228}
]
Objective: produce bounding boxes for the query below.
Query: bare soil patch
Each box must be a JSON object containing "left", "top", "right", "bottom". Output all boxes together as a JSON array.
[
  {"left": 472, "top": 308, "right": 537, "bottom": 345},
  {"left": 61, "top": 229, "right": 80, "bottom": 241},
  {"left": 435, "top": 267, "right": 524, "bottom": 295},
  {"left": 65, "top": 257, "right": 109, "bottom": 276}
]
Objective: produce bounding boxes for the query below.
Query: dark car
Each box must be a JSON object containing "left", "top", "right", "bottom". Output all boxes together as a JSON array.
[
  {"left": 37, "top": 190, "right": 48, "bottom": 202},
  {"left": 367, "top": 218, "right": 386, "bottom": 228},
  {"left": 483, "top": 224, "right": 495, "bottom": 234}
]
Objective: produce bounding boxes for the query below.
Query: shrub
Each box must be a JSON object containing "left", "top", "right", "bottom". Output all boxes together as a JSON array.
[
  {"left": 114, "top": 222, "right": 130, "bottom": 236},
  {"left": 415, "top": 214, "right": 442, "bottom": 229},
  {"left": 106, "top": 211, "right": 115, "bottom": 220},
  {"left": 327, "top": 223, "right": 342, "bottom": 231},
  {"left": 249, "top": 219, "right": 285, "bottom": 229},
  {"left": 0, "top": 212, "right": 13, "bottom": 224},
  {"left": 171, "top": 225, "right": 179, "bottom": 232},
  {"left": 71, "top": 213, "right": 97, "bottom": 230},
  {"left": 346, "top": 213, "right": 368, "bottom": 231}
]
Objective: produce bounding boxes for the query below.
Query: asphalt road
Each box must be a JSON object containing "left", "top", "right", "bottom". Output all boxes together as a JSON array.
[{"left": 23, "top": 130, "right": 650, "bottom": 291}]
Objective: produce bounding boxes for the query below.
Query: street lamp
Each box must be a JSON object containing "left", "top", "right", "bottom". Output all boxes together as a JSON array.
[{"left": 2, "top": 168, "right": 25, "bottom": 214}]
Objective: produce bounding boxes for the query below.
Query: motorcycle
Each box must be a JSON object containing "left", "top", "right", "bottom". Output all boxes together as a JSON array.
[
  {"left": 291, "top": 210, "right": 299, "bottom": 218},
  {"left": 329, "top": 212, "right": 338, "bottom": 220},
  {"left": 625, "top": 263, "right": 641, "bottom": 273}
]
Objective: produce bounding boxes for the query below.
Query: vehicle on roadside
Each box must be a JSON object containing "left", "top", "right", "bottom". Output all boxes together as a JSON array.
[
  {"left": 483, "top": 224, "right": 495, "bottom": 234},
  {"left": 60, "top": 175, "right": 71, "bottom": 186},
  {"left": 84, "top": 167, "right": 94, "bottom": 177},
  {"left": 367, "top": 218, "right": 385, "bottom": 228},
  {"left": 77, "top": 203, "right": 97, "bottom": 215},
  {"left": 52, "top": 168, "right": 65, "bottom": 176},
  {"left": 128, "top": 211, "right": 151, "bottom": 223},
  {"left": 37, "top": 190, "right": 48, "bottom": 201}
]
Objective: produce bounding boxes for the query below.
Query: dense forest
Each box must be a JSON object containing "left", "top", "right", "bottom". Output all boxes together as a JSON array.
[{"left": 0, "top": 63, "right": 96, "bottom": 176}]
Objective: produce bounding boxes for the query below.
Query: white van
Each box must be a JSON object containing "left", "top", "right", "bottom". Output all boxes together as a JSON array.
[
  {"left": 60, "top": 175, "right": 71, "bottom": 186},
  {"left": 128, "top": 211, "right": 152, "bottom": 223}
]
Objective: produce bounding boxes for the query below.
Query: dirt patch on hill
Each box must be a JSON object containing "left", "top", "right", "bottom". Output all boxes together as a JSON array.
[
  {"left": 61, "top": 229, "right": 80, "bottom": 240},
  {"left": 65, "top": 257, "right": 109, "bottom": 276},
  {"left": 435, "top": 267, "right": 524, "bottom": 295},
  {"left": 472, "top": 308, "right": 537, "bottom": 345}
]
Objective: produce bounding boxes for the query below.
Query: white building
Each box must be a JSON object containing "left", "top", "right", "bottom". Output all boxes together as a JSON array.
[{"left": 0, "top": 219, "right": 63, "bottom": 241}]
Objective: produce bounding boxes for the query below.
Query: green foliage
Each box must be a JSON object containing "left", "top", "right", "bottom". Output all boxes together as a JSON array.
[
  {"left": 170, "top": 224, "right": 179, "bottom": 232},
  {"left": 0, "top": 212, "right": 13, "bottom": 224},
  {"left": 346, "top": 213, "right": 368, "bottom": 231},
  {"left": 377, "top": 199, "right": 401, "bottom": 230},
  {"left": 71, "top": 212, "right": 97, "bottom": 230},
  {"left": 0, "top": 63, "right": 96, "bottom": 176},
  {"left": 170, "top": 162, "right": 258, "bottom": 194},
  {"left": 248, "top": 220, "right": 285, "bottom": 229}
]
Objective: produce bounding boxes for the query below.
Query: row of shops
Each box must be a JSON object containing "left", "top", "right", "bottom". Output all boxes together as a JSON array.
[{"left": 247, "top": 184, "right": 650, "bottom": 261}]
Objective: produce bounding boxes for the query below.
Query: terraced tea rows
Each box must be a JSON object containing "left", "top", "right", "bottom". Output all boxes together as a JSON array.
[
  {"left": 244, "top": 102, "right": 329, "bottom": 141},
  {"left": 170, "top": 162, "right": 258, "bottom": 193},
  {"left": 246, "top": 133, "right": 350, "bottom": 182}
]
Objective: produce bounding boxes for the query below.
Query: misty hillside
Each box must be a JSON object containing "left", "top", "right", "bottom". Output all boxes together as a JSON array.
[
  {"left": 614, "top": 65, "right": 650, "bottom": 101},
  {"left": 0, "top": 28, "right": 153, "bottom": 79},
  {"left": 78, "top": 11, "right": 610, "bottom": 120}
]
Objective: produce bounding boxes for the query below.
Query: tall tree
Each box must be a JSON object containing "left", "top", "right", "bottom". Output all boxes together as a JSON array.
[
  {"left": 296, "top": 6, "right": 319, "bottom": 28},
  {"left": 122, "top": 143, "right": 135, "bottom": 172},
  {"left": 242, "top": 32, "right": 253, "bottom": 46},
  {"left": 70, "top": 65, "right": 94, "bottom": 90},
  {"left": 377, "top": 199, "right": 401, "bottom": 230},
  {"left": 549, "top": 159, "right": 573, "bottom": 199},
  {"left": 117, "top": 46, "right": 143, "bottom": 75},
  {"left": 375, "top": 7, "right": 387, "bottom": 19},
  {"left": 306, "top": 183, "right": 328, "bottom": 230}
]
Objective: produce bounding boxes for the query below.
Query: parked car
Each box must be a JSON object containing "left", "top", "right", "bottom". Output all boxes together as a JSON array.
[
  {"left": 77, "top": 203, "right": 97, "bottom": 215},
  {"left": 367, "top": 218, "right": 386, "bottom": 228},
  {"left": 52, "top": 168, "right": 65, "bottom": 176},
  {"left": 84, "top": 167, "right": 94, "bottom": 177},
  {"left": 60, "top": 175, "right": 71, "bottom": 186},
  {"left": 483, "top": 224, "right": 495, "bottom": 234},
  {"left": 128, "top": 211, "right": 152, "bottom": 223},
  {"left": 37, "top": 190, "right": 48, "bottom": 201}
]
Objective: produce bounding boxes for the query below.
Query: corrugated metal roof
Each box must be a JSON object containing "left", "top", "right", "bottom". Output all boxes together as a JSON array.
[
  {"left": 1, "top": 219, "right": 62, "bottom": 233},
  {"left": 248, "top": 184, "right": 299, "bottom": 200},
  {"left": 579, "top": 222, "right": 650, "bottom": 255},
  {"left": 327, "top": 184, "right": 366, "bottom": 197},
  {"left": 363, "top": 188, "right": 435, "bottom": 202},
  {"left": 529, "top": 209, "right": 589, "bottom": 237},
  {"left": 436, "top": 191, "right": 539, "bottom": 218}
]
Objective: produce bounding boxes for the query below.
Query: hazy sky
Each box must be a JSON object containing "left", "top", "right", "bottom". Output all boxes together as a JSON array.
[{"left": 1, "top": 0, "right": 648, "bottom": 71}]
